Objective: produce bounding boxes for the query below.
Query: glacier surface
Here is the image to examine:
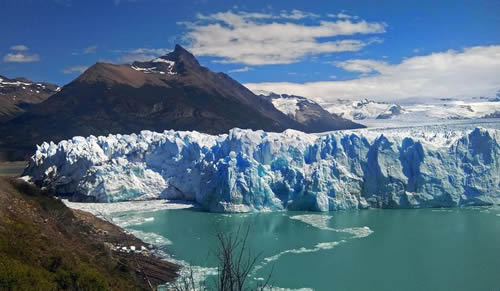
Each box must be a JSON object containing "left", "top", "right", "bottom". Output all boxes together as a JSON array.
[{"left": 24, "top": 127, "right": 500, "bottom": 212}]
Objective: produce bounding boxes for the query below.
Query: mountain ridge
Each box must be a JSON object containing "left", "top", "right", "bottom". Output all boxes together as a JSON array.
[
  {"left": 0, "top": 75, "right": 59, "bottom": 122},
  {"left": 0, "top": 45, "right": 363, "bottom": 161}
]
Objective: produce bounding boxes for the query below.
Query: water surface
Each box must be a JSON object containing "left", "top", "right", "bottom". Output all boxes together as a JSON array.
[{"left": 112, "top": 207, "right": 500, "bottom": 291}]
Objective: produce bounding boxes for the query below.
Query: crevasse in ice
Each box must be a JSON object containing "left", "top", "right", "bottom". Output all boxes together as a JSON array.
[{"left": 24, "top": 127, "right": 500, "bottom": 212}]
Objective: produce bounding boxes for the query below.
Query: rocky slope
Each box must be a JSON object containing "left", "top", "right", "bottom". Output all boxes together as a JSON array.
[
  {"left": 0, "top": 177, "right": 178, "bottom": 290},
  {"left": 256, "top": 91, "right": 364, "bottom": 132},
  {"left": 24, "top": 126, "right": 500, "bottom": 212},
  {"left": 0, "top": 75, "right": 59, "bottom": 122},
  {"left": 0, "top": 45, "right": 361, "bottom": 161}
]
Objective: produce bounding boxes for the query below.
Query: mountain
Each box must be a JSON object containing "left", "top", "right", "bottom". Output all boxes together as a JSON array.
[
  {"left": 25, "top": 126, "right": 500, "bottom": 212},
  {"left": 0, "top": 75, "right": 59, "bottom": 122},
  {"left": 0, "top": 45, "right": 362, "bottom": 161},
  {"left": 323, "top": 98, "right": 404, "bottom": 120},
  {"left": 323, "top": 98, "right": 500, "bottom": 124},
  {"left": 255, "top": 91, "right": 364, "bottom": 132}
]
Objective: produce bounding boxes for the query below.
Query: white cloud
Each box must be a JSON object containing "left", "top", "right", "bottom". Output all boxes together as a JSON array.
[
  {"left": 327, "top": 12, "right": 357, "bottom": 20},
  {"left": 10, "top": 45, "right": 29, "bottom": 51},
  {"left": 62, "top": 65, "right": 89, "bottom": 74},
  {"left": 229, "top": 66, "right": 253, "bottom": 73},
  {"left": 3, "top": 45, "right": 40, "bottom": 63},
  {"left": 245, "top": 45, "right": 500, "bottom": 101},
  {"left": 181, "top": 10, "right": 386, "bottom": 65},
  {"left": 336, "top": 59, "right": 389, "bottom": 73},
  {"left": 3, "top": 53, "right": 40, "bottom": 63},
  {"left": 115, "top": 48, "right": 171, "bottom": 63},
  {"left": 279, "top": 9, "right": 320, "bottom": 20}
]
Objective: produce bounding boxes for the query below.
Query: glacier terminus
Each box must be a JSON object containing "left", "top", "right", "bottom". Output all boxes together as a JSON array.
[{"left": 24, "top": 126, "right": 500, "bottom": 212}]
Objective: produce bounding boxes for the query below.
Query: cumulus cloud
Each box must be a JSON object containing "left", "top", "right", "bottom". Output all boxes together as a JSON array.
[
  {"left": 3, "top": 53, "right": 40, "bottom": 63},
  {"left": 279, "top": 9, "right": 320, "bottom": 20},
  {"left": 3, "top": 45, "right": 40, "bottom": 63},
  {"left": 115, "top": 48, "right": 170, "bottom": 63},
  {"left": 336, "top": 59, "right": 389, "bottom": 73},
  {"left": 245, "top": 45, "right": 500, "bottom": 101},
  {"left": 62, "top": 65, "right": 89, "bottom": 74},
  {"left": 10, "top": 45, "right": 29, "bottom": 51},
  {"left": 327, "top": 12, "right": 358, "bottom": 19},
  {"left": 228, "top": 66, "right": 253, "bottom": 73},
  {"left": 181, "top": 10, "right": 386, "bottom": 65}
]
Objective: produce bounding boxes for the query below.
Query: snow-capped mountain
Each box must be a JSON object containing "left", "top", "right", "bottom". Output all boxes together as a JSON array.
[
  {"left": 324, "top": 98, "right": 404, "bottom": 120},
  {"left": 323, "top": 97, "right": 500, "bottom": 125},
  {"left": 0, "top": 75, "right": 59, "bottom": 122},
  {"left": 0, "top": 45, "right": 362, "bottom": 161},
  {"left": 25, "top": 125, "right": 500, "bottom": 212},
  {"left": 255, "top": 91, "right": 363, "bottom": 132}
]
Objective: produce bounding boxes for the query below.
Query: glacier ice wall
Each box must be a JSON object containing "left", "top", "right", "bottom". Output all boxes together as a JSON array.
[{"left": 24, "top": 127, "right": 500, "bottom": 212}]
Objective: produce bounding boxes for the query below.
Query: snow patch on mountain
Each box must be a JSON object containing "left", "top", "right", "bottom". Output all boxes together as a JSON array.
[
  {"left": 271, "top": 97, "right": 300, "bottom": 117},
  {"left": 0, "top": 77, "right": 53, "bottom": 92},
  {"left": 325, "top": 99, "right": 403, "bottom": 120},
  {"left": 131, "top": 58, "right": 177, "bottom": 75}
]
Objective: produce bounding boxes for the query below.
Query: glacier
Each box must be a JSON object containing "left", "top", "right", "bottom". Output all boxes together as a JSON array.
[{"left": 24, "top": 126, "right": 500, "bottom": 212}]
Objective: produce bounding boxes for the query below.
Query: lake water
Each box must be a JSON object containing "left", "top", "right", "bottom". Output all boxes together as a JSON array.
[{"left": 110, "top": 206, "right": 500, "bottom": 291}]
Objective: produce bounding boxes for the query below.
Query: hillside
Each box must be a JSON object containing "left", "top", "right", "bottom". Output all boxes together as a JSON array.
[
  {"left": 0, "top": 177, "right": 178, "bottom": 290},
  {"left": 0, "top": 75, "right": 58, "bottom": 122},
  {"left": 256, "top": 91, "right": 363, "bottom": 132}
]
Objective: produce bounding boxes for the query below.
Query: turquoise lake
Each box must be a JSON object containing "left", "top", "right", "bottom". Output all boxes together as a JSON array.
[{"left": 112, "top": 206, "right": 500, "bottom": 291}]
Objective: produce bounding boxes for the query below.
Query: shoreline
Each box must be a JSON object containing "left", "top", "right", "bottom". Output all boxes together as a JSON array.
[
  {"left": 0, "top": 177, "right": 181, "bottom": 290},
  {"left": 70, "top": 207, "right": 180, "bottom": 289}
]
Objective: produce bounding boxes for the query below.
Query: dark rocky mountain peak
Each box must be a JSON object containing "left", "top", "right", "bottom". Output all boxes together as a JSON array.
[
  {"left": 132, "top": 44, "right": 202, "bottom": 75},
  {"left": 0, "top": 45, "right": 363, "bottom": 161}
]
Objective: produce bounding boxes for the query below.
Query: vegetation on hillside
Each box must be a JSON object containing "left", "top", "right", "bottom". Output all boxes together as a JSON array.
[{"left": 0, "top": 178, "right": 177, "bottom": 290}]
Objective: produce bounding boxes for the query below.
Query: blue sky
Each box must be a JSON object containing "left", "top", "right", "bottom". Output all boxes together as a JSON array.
[{"left": 1, "top": 0, "right": 499, "bottom": 100}]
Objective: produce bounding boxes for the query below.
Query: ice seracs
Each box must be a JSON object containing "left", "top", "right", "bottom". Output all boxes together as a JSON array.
[{"left": 24, "top": 126, "right": 500, "bottom": 212}]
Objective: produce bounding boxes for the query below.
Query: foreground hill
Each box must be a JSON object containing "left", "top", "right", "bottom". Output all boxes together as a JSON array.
[
  {"left": 0, "top": 45, "right": 362, "bottom": 161},
  {"left": 0, "top": 75, "right": 59, "bottom": 122},
  {"left": 0, "top": 177, "right": 178, "bottom": 290}
]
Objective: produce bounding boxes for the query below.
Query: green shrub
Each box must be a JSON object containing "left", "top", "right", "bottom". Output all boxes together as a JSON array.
[
  {"left": 0, "top": 255, "right": 56, "bottom": 291},
  {"left": 76, "top": 264, "right": 109, "bottom": 291}
]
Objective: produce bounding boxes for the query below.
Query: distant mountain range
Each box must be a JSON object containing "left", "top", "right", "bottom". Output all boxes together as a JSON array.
[
  {"left": 0, "top": 76, "right": 59, "bottom": 122},
  {"left": 322, "top": 97, "right": 500, "bottom": 123},
  {"left": 0, "top": 45, "right": 362, "bottom": 161}
]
